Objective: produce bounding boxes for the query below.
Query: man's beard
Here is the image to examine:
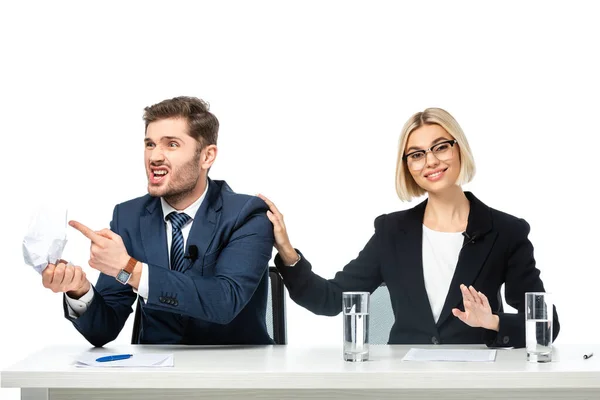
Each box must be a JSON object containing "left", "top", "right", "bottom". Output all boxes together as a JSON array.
[{"left": 148, "top": 152, "right": 202, "bottom": 204}]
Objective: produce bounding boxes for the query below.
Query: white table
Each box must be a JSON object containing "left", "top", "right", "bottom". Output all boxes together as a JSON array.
[{"left": 2, "top": 344, "right": 599, "bottom": 399}]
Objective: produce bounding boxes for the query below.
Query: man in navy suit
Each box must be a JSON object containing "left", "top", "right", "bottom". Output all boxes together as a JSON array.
[{"left": 42, "top": 96, "right": 274, "bottom": 346}]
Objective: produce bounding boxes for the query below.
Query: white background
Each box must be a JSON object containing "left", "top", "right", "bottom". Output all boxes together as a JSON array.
[{"left": 1, "top": 1, "right": 599, "bottom": 398}]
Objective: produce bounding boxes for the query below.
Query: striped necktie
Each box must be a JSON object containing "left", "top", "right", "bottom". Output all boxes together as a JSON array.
[{"left": 166, "top": 212, "right": 191, "bottom": 272}]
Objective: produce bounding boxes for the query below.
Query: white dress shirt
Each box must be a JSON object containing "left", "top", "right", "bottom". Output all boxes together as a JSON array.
[
  {"left": 421, "top": 225, "right": 463, "bottom": 323},
  {"left": 65, "top": 182, "right": 209, "bottom": 318}
]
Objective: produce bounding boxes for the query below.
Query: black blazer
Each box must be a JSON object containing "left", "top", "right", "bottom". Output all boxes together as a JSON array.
[{"left": 276, "top": 192, "right": 559, "bottom": 347}]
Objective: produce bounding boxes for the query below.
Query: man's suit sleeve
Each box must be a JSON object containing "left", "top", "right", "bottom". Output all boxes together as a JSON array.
[
  {"left": 144, "top": 196, "right": 274, "bottom": 324},
  {"left": 275, "top": 215, "right": 385, "bottom": 316},
  {"left": 485, "top": 218, "right": 560, "bottom": 348},
  {"left": 63, "top": 204, "right": 136, "bottom": 347}
]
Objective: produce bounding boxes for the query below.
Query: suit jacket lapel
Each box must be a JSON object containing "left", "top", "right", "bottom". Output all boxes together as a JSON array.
[
  {"left": 140, "top": 197, "right": 169, "bottom": 269},
  {"left": 396, "top": 199, "right": 439, "bottom": 335},
  {"left": 186, "top": 178, "right": 223, "bottom": 265},
  {"left": 436, "top": 192, "right": 496, "bottom": 326}
]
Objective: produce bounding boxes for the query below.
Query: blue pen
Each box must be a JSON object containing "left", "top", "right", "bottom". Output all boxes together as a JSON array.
[{"left": 96, "top": 354, "right": 133, "bottom": 362}]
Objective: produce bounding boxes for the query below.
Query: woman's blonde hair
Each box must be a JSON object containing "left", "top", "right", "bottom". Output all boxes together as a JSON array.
[{"left": 395, "top": 108, "right": 476, "bottom": 201}]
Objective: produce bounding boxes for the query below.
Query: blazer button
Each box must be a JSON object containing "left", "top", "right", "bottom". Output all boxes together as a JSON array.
[
  {"left": 503, "top": 336, "right": 510, "bottom": 344},
  {"left": 431, "top": 336, "right": 439, "bottom": 345},
  {"left": 173, "top": 300, "right": 179, "bottom": 306},
  {"left": 159, "top": 296, "right": 165, "bottom": 303}
]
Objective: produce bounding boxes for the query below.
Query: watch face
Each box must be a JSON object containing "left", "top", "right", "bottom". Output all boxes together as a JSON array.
[{"left": 116, "top": 270, "right": 131, "bottom": 284}]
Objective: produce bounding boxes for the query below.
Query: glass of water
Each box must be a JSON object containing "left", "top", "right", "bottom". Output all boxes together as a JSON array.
[
  {"left": 525, "top": 292, "right": 553, "bottom": 363},
  {"left": 343, "top": 292, "right": 370, "bottom": 362}
]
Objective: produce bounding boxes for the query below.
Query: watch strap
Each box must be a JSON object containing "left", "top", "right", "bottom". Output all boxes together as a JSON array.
[{"left": 124, "top": 256, "right": 137, "bottom": 273}]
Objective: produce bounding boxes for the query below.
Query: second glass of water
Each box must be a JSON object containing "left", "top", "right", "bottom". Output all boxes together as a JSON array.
[
  {"left": 343, "top": 291, "right": 370, "bottom": 362},
  {"left": 525, "top": 292, "right": 553, "bottom": 363}
]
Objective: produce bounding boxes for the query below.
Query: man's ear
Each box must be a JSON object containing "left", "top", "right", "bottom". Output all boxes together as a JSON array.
[{"left": 201, "top": 145, "right": 218, "bottom": 170}]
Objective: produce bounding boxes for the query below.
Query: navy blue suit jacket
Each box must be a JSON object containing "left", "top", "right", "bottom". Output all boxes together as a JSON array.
[{"left": 65, "top": 179, "right": 274, "bottom": 346}]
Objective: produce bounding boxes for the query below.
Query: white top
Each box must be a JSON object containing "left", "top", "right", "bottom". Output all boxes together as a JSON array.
[
  {"left": 2, "top": 345, "right": 599, "bottom": 390},
  {"left": 422, "top": 225, "right": 463, "bottom": 322},
  {"left": 65, "top": 182, "right": 209, "bottom": 317}
]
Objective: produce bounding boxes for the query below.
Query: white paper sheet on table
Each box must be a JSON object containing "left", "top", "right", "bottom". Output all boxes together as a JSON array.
[
  {"left": 402, "top": 348, "right": 497, "bottom": 362},
  {"left": 74, "top": 353, "right": 174, "bottom": 368}
]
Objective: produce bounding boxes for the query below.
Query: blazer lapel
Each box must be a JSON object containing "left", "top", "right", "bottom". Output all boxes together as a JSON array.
[
  {"left": 140, "top": 197, "right": 169, "bottom": 269},
  {"left": 396, "top": 199, "right": 439, "bottom": 334},
  {"left": 186, "top": 178, "right": 223, "bottom": 265},
  {"left": 436, "top": 192, "right": 496, "bottom": 326}
]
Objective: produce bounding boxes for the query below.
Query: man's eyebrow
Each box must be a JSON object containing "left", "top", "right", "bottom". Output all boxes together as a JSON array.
[
  {"left": 144, "top": 136, "right": 183, "bottom": 143},
  {"left": 406, "top": 136, "right": 451, "bottom": 152}
]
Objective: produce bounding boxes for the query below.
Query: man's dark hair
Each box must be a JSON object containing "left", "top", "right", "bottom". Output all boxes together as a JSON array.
[{"left": 143, "top": 96, "right": 219, "bottom": 147}]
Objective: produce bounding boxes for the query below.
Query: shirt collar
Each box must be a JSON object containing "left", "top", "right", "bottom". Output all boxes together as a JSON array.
[{"left": 160, "top": 180, "right": 209, "bottom": 222}]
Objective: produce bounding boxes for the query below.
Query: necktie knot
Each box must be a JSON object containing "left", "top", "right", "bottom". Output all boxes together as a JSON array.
[{"left": 167, "top": 212, "right": 191, "bottom": 230}]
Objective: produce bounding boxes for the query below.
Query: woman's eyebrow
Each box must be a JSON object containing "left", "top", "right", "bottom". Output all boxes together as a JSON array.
[{"left": 406, "top": 136, "right": 449, "bottom": 152}]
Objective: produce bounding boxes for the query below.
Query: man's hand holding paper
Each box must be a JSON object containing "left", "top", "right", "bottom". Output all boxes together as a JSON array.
[{"left": 42, "top": 259, "right": 90, "bottom": 299}]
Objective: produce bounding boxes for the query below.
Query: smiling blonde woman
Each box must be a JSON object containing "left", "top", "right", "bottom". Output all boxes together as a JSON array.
[{"left": 260, "top": 107, "right": 559, "bottom": 348}]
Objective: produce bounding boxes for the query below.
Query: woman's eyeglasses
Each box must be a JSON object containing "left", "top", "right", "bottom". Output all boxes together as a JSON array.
[{"left": 403, "top": 139, "right": 457, "bottom": 171}]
